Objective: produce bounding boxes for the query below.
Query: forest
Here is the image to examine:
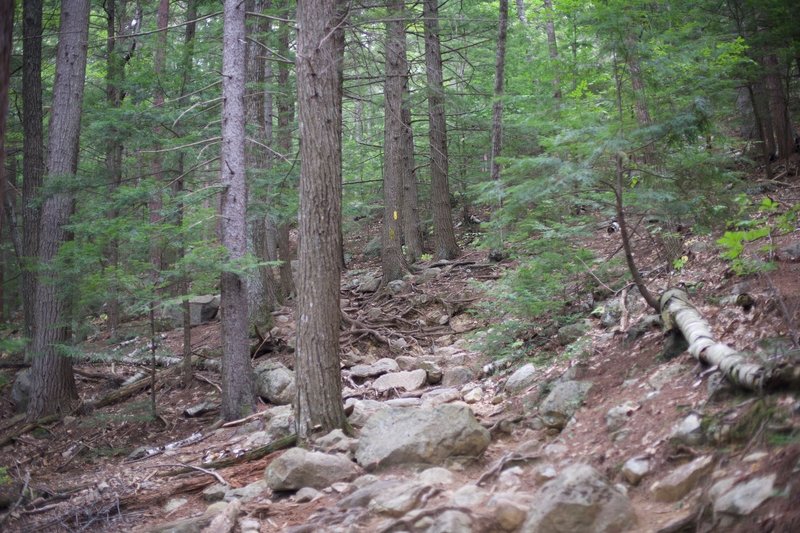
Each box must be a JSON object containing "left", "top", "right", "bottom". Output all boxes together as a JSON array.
[{"left": 0, "top": 0, "right": 799, "bottom": 531}]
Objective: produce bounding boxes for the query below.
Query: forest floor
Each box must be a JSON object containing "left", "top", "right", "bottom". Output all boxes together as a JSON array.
[{"left": 1, "top": 177, "right": 800, "bottom": 532}]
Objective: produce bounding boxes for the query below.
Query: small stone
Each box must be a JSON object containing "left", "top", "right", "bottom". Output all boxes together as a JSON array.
[
  {"left": 385, "top": 397, "right": 422, "bottom": 407},
  {"left": 417, "top": 467, "right": 455, "bottom": 486},
  {"left": 489, "top": 494, "right": 528, "bottom": 531},
  {"left": 451, "top": 484, "right": 488, "bottom": 507},
  {"left": 202, "top": 483, "right": 230, "bottom": 502},
  {"left": 650, "top": 455, "right": 715, "bottom": 502},
  {"left": 539, "top": 380, "right": 592, "bottom": 430},
  {"left": 387, "top": 279, "right": 408, "bottom": 294},
  {"left": 621, "top": 456, "right": 650, "bottom": 485},
  {"left": 295, "top": 487, "right": 323, "bottom": 503},
  {"left": 463, "top": 387, "right": 483, "bottom": 403},
  {"left": 743, "top": 451, "right": 769, "bottom": 463},
  {"left": 239, "top": 518, "right": 261, "bottom": 532},
  {"left": 314, "top": 428, "right": 358, "bottom": 455},
  {"left": 605, "top": 401, "right": 640, "bottom": 433},
  {"left": 163, "top": 497, "right": 188, "bottom": 514},
  {"left": 534, "top": 464, "right": 558, "bottom": 484},
  {"left": 225, "top": 479, "right": 267, "bottom": 502},
  {"left": 349, "top": 358, "right": 400, "bottom": 378},
  {"left": 330, "top": 482, "right": 350, "bottom": 493},
  {"left": 556, "top": 321, "right": 590, "bottom": 345},
  {"left": 671, "top": 413, "right": 705, "bottom": 446},
  {"left": 394, "top": 355, "right": 416, "bottom": 371},
  {"left": 450, "top": 314, "right": 478, "bottom": 333},
  {"left": 505, "top": 364, "right": 537, "bottom": 393},
  {"left": 417, "top": 360, "right": 443, "bottom": 384}
]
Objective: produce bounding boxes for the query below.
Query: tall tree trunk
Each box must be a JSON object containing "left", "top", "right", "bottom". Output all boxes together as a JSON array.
[
  {"left": 515, "top": 0, "right": 527, "bottom": 24},
  {"left": 149, "top": 0, "right": 169, "bottom": 279},
  {"left": 0, "top": 0, "right": 11, "bottom": 326},
  {"left": 21, "top": 0, "right": 43, "bottom": 343},
  {"left": 276, "top": 11, "right": 295, "bottom": 299},
  {"left": 247, "top": 0, "right": 278, "bottom": 324},
  {"left": 490, "top": 0, "right": 508, "bottom": 184},
  {"left": 178, "top": 0, "right": 198, "bottom": 388},
  {"left": 401, "top": 97, "right": 423, "bottom": 263},
  {"left": 746, "top": 83, "right": 773, "bottom": 179},
  {"left": 220, "top": 0, "right": 255, "bottom": 421},
  {"left": 27, "top": 0, "right": 91, "bottom": 420},
  {"left": 543, "top": 0, "right": 560, "bottom": 100},
  {"left": 381, "top": 0, "right": 410, "bottom": 282},
  {"left": 763, "top": 54, "right": 794, "bottom": 161},
  {"left": 294, "top": 0, "right": 349, "bottom": 442},
  {"left": 625, "top": 33, "right": 654, "bottom": 165},
  {"left": 423, "top": 0, "right": 459, "bottom": 260}
]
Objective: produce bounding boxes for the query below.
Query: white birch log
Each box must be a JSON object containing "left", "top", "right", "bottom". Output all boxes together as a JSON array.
[{"left": 660, "top": 288, "right": 800, "bottom": 391}]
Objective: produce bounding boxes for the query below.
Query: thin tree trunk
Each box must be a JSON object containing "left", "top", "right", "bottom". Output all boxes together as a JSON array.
[
  {"left": 149, "top": 0, "right": 169, "bottom": 277},
  {"left": 27, "top": 0, "right": 91, "bottom": 420},
  {"left": 401, "top": 98, "right": 423, "bottom": 263},
  {"left": 423, "top": 0, "right": 459, "bottom": 260},
  {"left": 381, "top": 0, "right": 410, "bottom": 282},
  {"left": 294, "top": 0, "right": 349, "bottom": 442},
  {"left": 490, "top": 0, "right": 507, "bottom": 184},
  {"left": 763, "top": 54, "right": 793, "bottom": 161},
  {"left": 543, "top": 0, "right": 560, "bottom": 100},
  {"left": 745, "top": 83, "right": 773, "bottom": 179},
  {"left": 515, "top": 0, "right": 527, "bottom": 24},
  {"left": 220, "top": 0, "right": 255, "bottom": 421},
  {"left": 0, "top": 0, "right": 10, "bottom": 326},
  {"left": 625, "top": 33, "right": 654, "bottom": 165},
  {"left": 276, "top": 9, "right": 295, "bottom": 299},
  {"left": 178, "top": 0, "right": 198, "bottom": 388},
  {"left": 21, "top": 0, "right": 43, "bottom": 343}
]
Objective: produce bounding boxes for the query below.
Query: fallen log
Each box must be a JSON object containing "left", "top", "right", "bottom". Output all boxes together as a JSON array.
[
  {"left": 660, "top": 288, "right": 800, "bottom": 391},
  {"left": 160, "top": 434, "right": 297, "bottom": 477}
]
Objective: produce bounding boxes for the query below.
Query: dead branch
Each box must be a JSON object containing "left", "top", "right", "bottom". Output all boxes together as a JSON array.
[
  {"left": 160, "top": 434, "right": 296, "bottom": 477},
  {"left": 143, "top": 463, "right": 227, "bottom": 485},
  {"left": 0, "top": 414, "right": 61, "bottom": 448}
]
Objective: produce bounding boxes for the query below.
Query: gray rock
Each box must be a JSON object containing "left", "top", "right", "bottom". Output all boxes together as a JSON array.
[
  {"left": 368, "top": 481, "right": 434, "bottom": 517},
  {"left": 386, "top": 279, "right": 408, "bottom": 294},
  {"left": 671, "top": 413, "right": 705, "bottom": 446},
  {"left": 621, "top": 456, "right": 650, "bottom": 485},
  {"left": 605, "top": 401, "right": 640, "bottom": 433},
  {"left": 225, "top": 479, "right": 267, "bottom": 502},
  {"left": 534, "top": 463, "right": 558, "bottom": 484},
  {"left": 385, "top": 397, "right": 422, "bottom": 407},
  {"left": 521, "top": 463, "right": 636, "bottom": 533},
  {"left": 239, "top": 517, "right": 261, "bottom": 533},
  {"left": 349, "top": 358, "right": 400, "bottom": 378},
  {"left": 372, "top": 369, "right": 428, "bottom": 393},
  {"left": 417, "top": 268, "right": 441, "bottom": 283},
  {"left": 346, "top": 398, "right": 390, "bottom": 427},
  {"left": 450, "top": 484, "right": 489, "bottom": 507},
  {"left": 11, "top": 369, "right": 30, "bottom": 412},
  {"left": 647, "top": 362, "right": 688, "bottom": 390},
  {"left": 358, "top": 275, "right": 381, "bottom": 293},
  {"left": 713, "top": 473, "right": 776, "bottom": 516},
  {"left": 779, "top": 242, "right": 800, "bottom": 262},
  {"left": 463, "top": 386, "right": 483, "bottom": 403},
  {"left": 254, "top": 361, "right": 295, "bottom": 405},
  {"left": 166, "top": 294, "right": 219, "bottom": 327},
  {"left": 600, "top": 299, "right": 621, "bottom": 328},
  {"left": 421, "top": 387, "right": 462, "bottom": 407},
  {"left": 202, "top": 483, "right": 229, "bottom": 502},
  {"left": 338, "top": 479, "right": 404, "bottom": 509},
  {"left": 417, "top": 467, "right": 454, "bottom": 486},
  {"left": 424, "top": 510, "right": 473, "bottom": 533},
  {"left": 649, "top": 455, "right": 715, "bottom": 502},
  {"left": 442, "top": 366, "right": 475, "bottom": 387},
  {"left": 418, "top": 360, "right": 443, "bottom": 384},
  {"left": 314, "top": 429, "right": 357, "bottom": 455},
  {"left": 556, "top": 321, "right": 590, "bottom": 346},
  {"left": 265, "top": 448, "right": 362, "bottom": 491},
  {"left": 163, "top": 497, "right": 188, "bottom": 514},
  {"left": 539, "top": 380, "right": 593, "bottom": 430},
  {"left": 295, "top": 487, "right": 323, "bottom": 503},
  {"left": 488, "top": 494, "right": 528, "bottom": 531},
  {"left": 505, "top": 364, "right": 537, "bottom": 393},
  {"left": 449, "top": 314, "right": 478, "bottom": 333},
  {"left": 355, "top": 404, "right": 490, "bottom": 470}
]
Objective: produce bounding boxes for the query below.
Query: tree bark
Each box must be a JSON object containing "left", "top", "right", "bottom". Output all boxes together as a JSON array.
[
  {"left": 27, "top": 0, "right": 91, "bottom": 420},
  {"left": 149, "top": 0, "right": 169, "bottom": 277},
  {"left": 381, "top": 0, "right": 410, "bottom": 282},
  {"left": 21, "top": 0, "right": 43, "bottom": 343},
  {"left": 660, "top": 289, "right": 800, "bottom": 391},
  {"left": 763, "top": 54, "right": 794, "bottom": 161},
  {"left": 0, "top": 1, "right": 11, "bottom": 327},
  {"left": 276, "top": 10, "right": 296, "bottom": 300},
  {"left": 490, "top": 0, "right": 508, "bottom": 184},
  {"left": 220, "top": 0, "right": 256, "bottom": 421},
  {"left": 625, "top": 33, "right": 654, "bottom": 165},
  {"left": 423, "top": 0, "right": 459, "bottom": 260},
  {"left": 543, "top": 0, "right": 561, "bottom": 100},
  {"left": 401, "top": 96, "right": 423, "bottom": 263},
  {"left": 294, "top": 0, "right": 349, "bottom": 442}
]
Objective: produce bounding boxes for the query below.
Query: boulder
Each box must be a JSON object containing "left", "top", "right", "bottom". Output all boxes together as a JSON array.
[
  {"left": 355, "top": 404, "right": 490, "bottom": 470},
  {"left": 313, "top": 428, "right": 357, "bottom": 455},
  {"left": 346, "top": 398, "right": 390, "bottom": 427},
  {"left": 338, "top": 479, "right": 403, "bottom": 510},
  {"left": 371, "top": 369, "right": 427, "bottom": 393},
  {"left": 349, "top": 358, "right": 400, "bottom": 379},
  {"left": 521, "top": 463, "right": 636, "bottom": 533},
  {"left": 254, "top": 361, "right": 295, "bottom": 405},
  {"left": 417, "top": 360, "right": 443, "bottom": 384},
  {"left": 779, "top": 242, "right": 800, "bottom": 262},
  {"left": 505, "top": 364, "right": 537, "bottom": 393},
  {"left": 712, "top": 474, "right": 776, "bottom": 516},
  {"left": 358, "top": 275, "right": 381, "bottom": 293},
  {"left": 539, "top": 380, "right": 592, "bottom": 430},
  {"left": 417, "top": 467, "right": 454, "bottom": 486},
  {"left": 265, "top": 448, "right": 362, "bottom": 491},
  {"left": 368, "top": 481, "right": 434, "bottom": 517},
  {"left": 649, "top": 455, "right": 715, "bottom": 502},
  {"left": 670, "top": 413, "right": 705, "bottom": 446},
  {"left": 386, "top": 279, "right": 408, "bottom": 294},
  {"left": 11, "top": 369, "right": 31, "bottom": 413}
]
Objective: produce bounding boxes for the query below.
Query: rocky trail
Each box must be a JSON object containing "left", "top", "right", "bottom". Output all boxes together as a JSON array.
[{"left": 2, "top": 213, "right": 800, "bottom": 533}]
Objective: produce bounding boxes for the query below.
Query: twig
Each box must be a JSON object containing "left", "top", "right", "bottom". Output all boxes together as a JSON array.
[
  {"left": 143, "top": 463, "right": 228, "bottom": 485},
  {"left": 221, "top": 410, "right": 268, "bottom": 428},
  {"left": 194, "top": 372, "right": 222, "bottom": 392}
]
